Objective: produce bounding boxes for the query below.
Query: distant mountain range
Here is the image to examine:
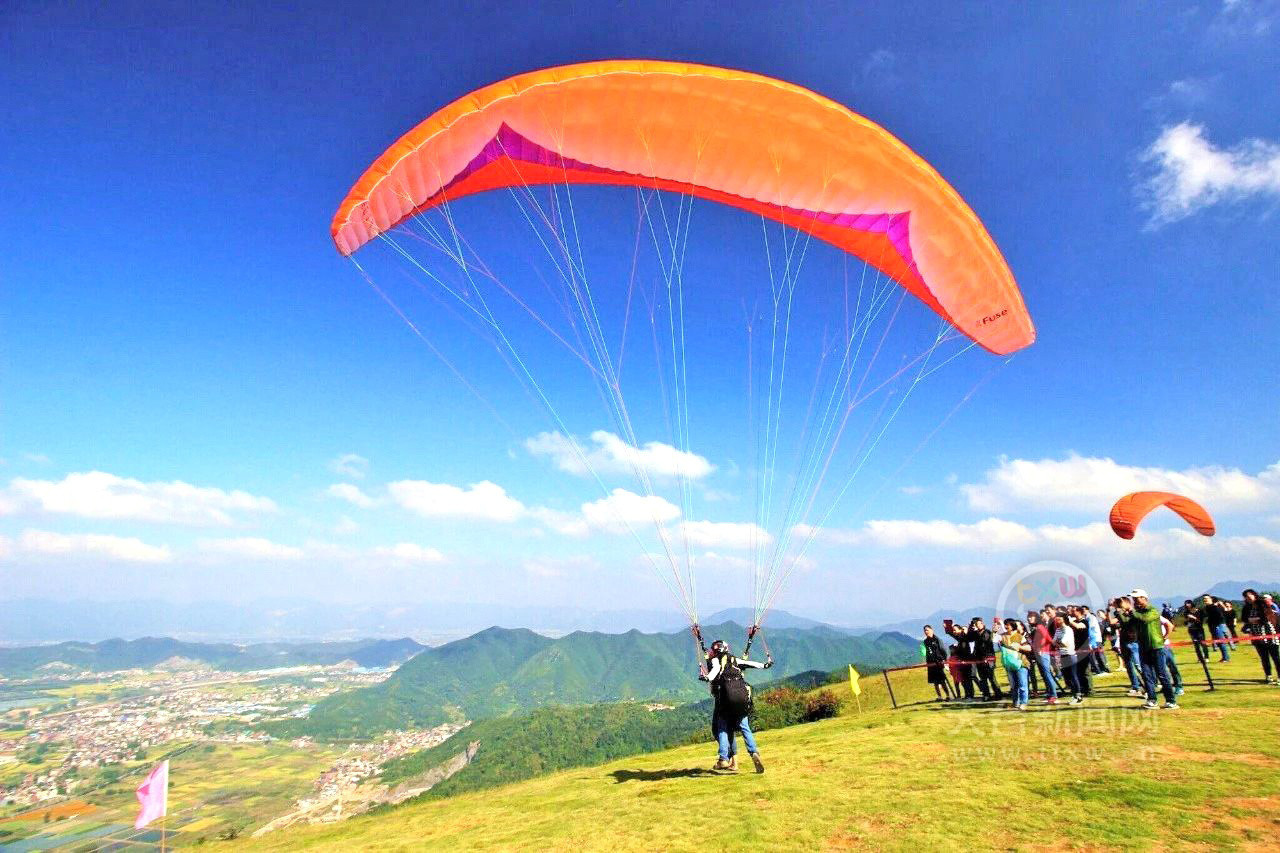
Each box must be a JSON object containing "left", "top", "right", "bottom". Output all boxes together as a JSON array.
[
  {"left": 0, "top": 598, "right": 856, "bottom": 645},
  {"left": 0, "top": 636, "right": 426, "bottom": 677},
  {"left": 271, "top": 622, "right": 919, "bottom": 740}
]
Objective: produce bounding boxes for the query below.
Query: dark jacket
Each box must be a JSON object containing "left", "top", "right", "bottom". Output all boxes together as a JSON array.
[
  {"left": 969, "top": 628, "right": 995, "bottom": 660},
  {"left": 922, "top": 635, "right": 947, "bottom": 664}
]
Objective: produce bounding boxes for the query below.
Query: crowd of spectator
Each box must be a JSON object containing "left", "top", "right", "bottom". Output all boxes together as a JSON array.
[{"left": 921, "top": 587, "right": 1280, "bottom": 712}]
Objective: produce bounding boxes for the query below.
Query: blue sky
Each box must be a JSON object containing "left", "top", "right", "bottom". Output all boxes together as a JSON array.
[{"left": 2, "top": 1, "right": 1278, "bottom": 626}]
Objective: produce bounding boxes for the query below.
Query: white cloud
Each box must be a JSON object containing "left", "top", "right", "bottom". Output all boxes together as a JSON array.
[
  {"left": 2, "top": 471, "right": 277, "bottom": 526},
  {"left": 692, "top": 551, "right": 752, "bottom": 571},
  {"left": 329, "top": 453, "right": 369, "bottom": 480},
  {"left": 1140, "top": 122, "right": 1280, "bottom": 224},
  {"left": 198, "top": 537, "right": 305, "bottom": 561},
  {"left": 388, "top": 479, "right": 526, "bottom": 522},
  {"left": 19, "top": 529, "right": 171, "bottom": 563},
  {"left": 333, "top": 516, "right": 360, "bottom": 535},
  {"left": 326, "top": 483, "right": 377, "bottom": 509},
  {"left": 523, "top": 555, "right": 598, "bottom": 579},
  {"left": 796, "top": 517, "right": 1280, "bottom": 567},
  {"left": 862, "top": 518, "right": 1039, "bottom": 549},
  {"left": 580, "top": 489, "right": 681, "bottom": 534},
  {"left": 22, "top": 453, "right": 51, "bottom": 465},
  {"left": 373, "top": 543, "right": 445, "bottom": 564},
  {"left": 961, "top": 454, "right": 1280, "bottom": 514},
  {"left": 899, "top": 485, "right": 926, "bottom": 496},
  {"left": 525, "top": 431, "right": 714, "bottom": 481},
  {"left": 1214, "top": 0, "right": 1277, "bottom": 36},
  {"left": 679, "top": 520, "right": 772, "bottom": 550}
]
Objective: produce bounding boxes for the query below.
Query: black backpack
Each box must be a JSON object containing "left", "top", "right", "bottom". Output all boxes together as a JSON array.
[{"left": 716, "top": 655, "right": 753, "bottom": 718}]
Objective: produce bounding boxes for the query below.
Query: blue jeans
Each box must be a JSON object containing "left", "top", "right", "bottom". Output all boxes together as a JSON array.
[
  {"left": 1139, "top": 647, "right": 1175, "bottom": 703},
  {"left": 1211, "top": 624, "right": 1231, "bottom": 661},
  {"left": 1005, "top": 665, "right": 1028, "bottom": 705},
  {"left": 714, "top": 713, "right": 758, "bottom": 760},
  {"left": 1034, "top": 652, "right": 1058, "bottom": 699},
  {"left": 1123, "top": 642, "right": 1143, "bottom": 691},
  {"left": 1162, "top": 646, "right": 1183, "bottom": 690}
]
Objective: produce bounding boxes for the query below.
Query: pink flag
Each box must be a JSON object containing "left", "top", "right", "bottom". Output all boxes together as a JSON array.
[{"left": 134, "top": 760, "right": 169, "bottom": 830}]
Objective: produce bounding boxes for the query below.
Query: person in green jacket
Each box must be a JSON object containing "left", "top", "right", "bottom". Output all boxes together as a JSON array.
[{"left": 1118, "top": 590, "right": 1177, "bottom": 710}]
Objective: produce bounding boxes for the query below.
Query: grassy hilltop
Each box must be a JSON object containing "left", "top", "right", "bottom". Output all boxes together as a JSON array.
[{"left": 249, "top": 647, "right": 1280, "bottom": 851}]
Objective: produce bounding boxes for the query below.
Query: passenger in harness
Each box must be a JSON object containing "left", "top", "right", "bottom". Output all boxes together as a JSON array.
[{"left": 704, "top": 639, "right": 771, "bottom": 773}]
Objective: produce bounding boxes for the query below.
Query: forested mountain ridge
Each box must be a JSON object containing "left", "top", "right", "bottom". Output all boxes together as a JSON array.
[{"left": 279, "top": 622, "right": 918, "bottom": 739}]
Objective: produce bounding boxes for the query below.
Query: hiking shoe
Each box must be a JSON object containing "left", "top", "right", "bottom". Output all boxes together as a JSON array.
[
  {"left": 726, "top": 757, "right": 739, "bottom": 772},
  {"left": 1069, "top": 695, "right": 1083, "bottom": 705},
  {"left": 1162, "top": 702, "right": 1179, "bottom": 710},
  {"left": 1126, "top": 689, "right": 1143, "bottom": 698},
  {"left": 750, "top": 752, "right": 765, "bottom": 774},
  {"left": 1141, "top": 701, "right": 1158, "bottom": 710},
  {"left": 713, "top": 758, "right": 731, "bottom": 771},
  {"left": 1175, "top": 687, "right": 1184, "bottom": 696}
]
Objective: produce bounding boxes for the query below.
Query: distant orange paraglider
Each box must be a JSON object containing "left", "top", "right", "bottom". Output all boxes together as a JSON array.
[{"left": 1109, "top": 492, "right": 1216, "bottom": 540}]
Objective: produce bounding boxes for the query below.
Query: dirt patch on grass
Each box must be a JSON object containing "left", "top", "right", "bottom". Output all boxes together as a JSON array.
[
  {"left": 1151, "top": 744, "right": 1280, "bottom": 768},
  {"left": 1186, "top": 794, "right": 1280, "bottom": 845}
]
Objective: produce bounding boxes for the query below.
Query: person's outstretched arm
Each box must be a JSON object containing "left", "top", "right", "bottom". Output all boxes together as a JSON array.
[{"left": 705, "top": 658, "right": 722, "bottom": 682}]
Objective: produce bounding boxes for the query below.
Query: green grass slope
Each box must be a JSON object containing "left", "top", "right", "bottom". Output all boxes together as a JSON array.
[{"left": 249, "top": 647, "right": 1280, "bottom": 851}]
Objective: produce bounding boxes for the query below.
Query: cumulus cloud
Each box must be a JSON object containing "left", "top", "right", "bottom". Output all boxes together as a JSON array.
[
  {"left": 326, "top": 483, "right": 377, "bottom": 509},
  {"left": 372, "top": 543, "right": 445, "bottom": 564},
  {"left": 18, "top": 529, "right": 171, "bottom": 563},
  {"left": 679, "top": 520, "right": 772, "bottom": 550},
  {"left": 797, "top": 517, "right": 1280, "bottom": 565},
  {"left": 580, "top": 489, "right": 681, "bottom": 534},
  {"left": 329, "top": 453, "right": 369, "bottom": 480},
  {"left": 388, "top": 479, "right": 526, "bottom": 522},
  {"left": 1140, "top": 122, "right": 1280, "bottom": 224},
  {"left": 525, "top": 431, "right": 714, "bottom": 481},
  {"left": 198, "top": 537, "right": 305, "bottom": 561},
  {"left": 961, "top": 454, "right": 1280, "bottom": 514},
  {"left": 1, "top": 471, "right": 277, "bottom": 526}
]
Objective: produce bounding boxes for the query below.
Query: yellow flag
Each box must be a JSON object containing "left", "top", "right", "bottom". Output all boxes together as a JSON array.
[{"left": 847, "top": 665, "right": 862, "bottom": 697}]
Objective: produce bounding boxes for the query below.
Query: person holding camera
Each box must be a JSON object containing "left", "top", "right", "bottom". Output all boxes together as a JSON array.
[
  {"left": 1027, "top": 611, "right": 1059, "bottom": 705},
  {"left": 1110, "top": 598, "right": 1145, "bottom": 697},
  {"left": 944, "top": 619, "right": 978, "bottom": 700},
  {"left": 922, "top": 625, "right": 955, "bottom": 701},
  {"left": 1181, "top": 599, "right": 1209, "bottom": 664},
  {"left": 1202, "top": 595, "right": 1231, "bottom": 662},
  {"left": 968, "top": 617, "right": 1004, "bottom": 701},
  {"left": 1241, "top": 589, "right": 1280, "bottom": 684},
  {"left": 1119, "top": 590, "right": 1178, "bottom": 710}
]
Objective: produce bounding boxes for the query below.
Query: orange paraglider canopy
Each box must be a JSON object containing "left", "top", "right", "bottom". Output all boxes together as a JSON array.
[
  {"left": 1109, "top": 492, "right": 1216, "bottom": 540},
  {"left": 331, "top": 60, "right": 1034, "bottom": 356}
]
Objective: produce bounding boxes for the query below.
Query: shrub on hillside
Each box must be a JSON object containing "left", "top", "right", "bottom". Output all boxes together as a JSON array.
[
  {"left": 804, "top": 689, "right": 840, "bottom": 721},
  {"left": 753, "top": 686, "right": 807, "bottom": 730}
]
